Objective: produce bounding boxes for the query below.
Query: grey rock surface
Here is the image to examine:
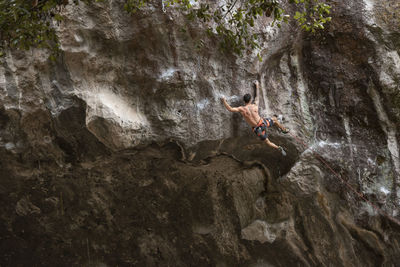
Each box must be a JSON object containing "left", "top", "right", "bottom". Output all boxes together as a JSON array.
[{"left": 0, "top": 0, "right": 399, "bottom": 266}]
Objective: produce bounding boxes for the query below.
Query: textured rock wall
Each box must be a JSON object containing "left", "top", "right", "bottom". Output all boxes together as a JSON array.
[{"left": 0, "top": 0, "right": 400, "bottom": 266}]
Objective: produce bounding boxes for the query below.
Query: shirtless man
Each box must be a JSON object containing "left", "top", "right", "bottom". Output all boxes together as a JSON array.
[{"left": 221, "top": 81, "right": 289, "bottom": 155}]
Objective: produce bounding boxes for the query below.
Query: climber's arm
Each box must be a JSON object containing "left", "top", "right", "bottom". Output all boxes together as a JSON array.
[
  {"left": 253, "top": 80, "right": 260, "bottom": 106},
  {"left": 221, "top": 98, "right": 240, "bottom": 113}
]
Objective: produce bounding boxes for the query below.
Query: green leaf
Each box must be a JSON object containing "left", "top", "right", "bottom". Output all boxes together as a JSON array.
[
  {"left": 257, "top": 52, "right": 262, "bottom": 62},
  {"left": 54, "top": 14, "right": 63, "bottom": 21},
  {"left": 0, "top": 0, "right": 331, "bottom": 59}
]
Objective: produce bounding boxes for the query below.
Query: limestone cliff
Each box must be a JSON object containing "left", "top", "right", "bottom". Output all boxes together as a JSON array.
[{"left": 0, "top": 0, "right": 399, "bottom": 266}]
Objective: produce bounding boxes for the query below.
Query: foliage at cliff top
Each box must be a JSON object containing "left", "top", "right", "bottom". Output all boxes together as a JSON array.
[{"left": 0, "top": 0, "right": 331, "bottom": 59}]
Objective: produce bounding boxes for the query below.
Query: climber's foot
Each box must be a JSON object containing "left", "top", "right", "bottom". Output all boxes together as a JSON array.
[
  {"left": 278, "top": 146, "right": 287, "bottom": 156},
  {"left": 281, "top": 128, "right": 290, "bottom": 134}
]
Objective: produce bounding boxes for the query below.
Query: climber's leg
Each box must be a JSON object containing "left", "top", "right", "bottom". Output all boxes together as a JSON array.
[
  {"left": 271, "top": 116, "right": 289, "bottom": 133},
  {"left": 265, "top": 138, "right": 286, "bottom": 156},
  {"left": 264, "top": 138, "right": 279, "bottom": 149}
]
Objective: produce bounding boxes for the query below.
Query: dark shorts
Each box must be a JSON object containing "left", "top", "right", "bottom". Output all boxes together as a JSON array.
[{"left": 252, "top": 118, "right": 274, "bottom": 141}]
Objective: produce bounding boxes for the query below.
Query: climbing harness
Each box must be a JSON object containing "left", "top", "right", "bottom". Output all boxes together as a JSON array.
[
  {"left": 253, "top": 118, "right": 274, "bottom": 141},
  {"left": 289, "top": 132, "right": 400, "bottom": 226}
]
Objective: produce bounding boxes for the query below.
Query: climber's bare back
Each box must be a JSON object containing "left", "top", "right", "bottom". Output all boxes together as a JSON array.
[{"left": 239, "top": 104, "right": 261, "bottom": 127}]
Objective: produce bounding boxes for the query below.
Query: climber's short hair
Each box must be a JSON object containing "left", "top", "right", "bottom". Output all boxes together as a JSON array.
[{"left": 243, "top": 93, "right": 251, "bottom": 104}]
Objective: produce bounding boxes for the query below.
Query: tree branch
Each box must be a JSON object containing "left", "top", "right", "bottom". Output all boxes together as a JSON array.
[{"left": 222, "top": 0, "right": 239, "bottom": 20}]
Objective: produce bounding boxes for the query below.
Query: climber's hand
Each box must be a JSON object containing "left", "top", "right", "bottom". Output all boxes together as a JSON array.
[
  {"left": 253, "top": 80, "right": 259, "bottom": 88},
  {"left": 220, "top": 97, "right": 226, "bottom": 104}
]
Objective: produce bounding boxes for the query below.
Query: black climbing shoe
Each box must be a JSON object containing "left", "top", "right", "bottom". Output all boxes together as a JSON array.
[
  {"left": 281, "top": 128, "right": 290, "bottom": 134},
  {"left": 278, "top": 146, "right": 287, "bottom": 156}
]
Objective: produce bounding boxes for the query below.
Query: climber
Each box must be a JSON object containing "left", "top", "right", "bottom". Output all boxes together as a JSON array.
[{"left": 221, "top": 80, "right": 289, "bottom": 156}]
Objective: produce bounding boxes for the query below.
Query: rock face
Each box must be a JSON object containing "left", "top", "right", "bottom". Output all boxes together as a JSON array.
[{"left": 0, "top": 0, "right": 399, "bottom": 266}]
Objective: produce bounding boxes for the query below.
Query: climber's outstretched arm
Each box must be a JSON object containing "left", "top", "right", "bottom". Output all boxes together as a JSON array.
[
  {"left": 221, "top": 98, "right": 240, "bottom": 113},
  {"left": 253, "top": 80, "right": 260, "bottom": 106}
]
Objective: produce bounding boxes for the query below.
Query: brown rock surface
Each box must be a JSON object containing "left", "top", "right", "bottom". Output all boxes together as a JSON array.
[{"left": 0, "top": 0, "right": 399, "bottom": 266}]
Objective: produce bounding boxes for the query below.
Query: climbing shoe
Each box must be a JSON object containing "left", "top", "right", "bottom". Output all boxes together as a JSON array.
[
  {"left": 278, "top": 146, "right": 287, "bottom": 156},
  {"left": 281, "top": 128, "right": 290, "bottom": 134}
]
